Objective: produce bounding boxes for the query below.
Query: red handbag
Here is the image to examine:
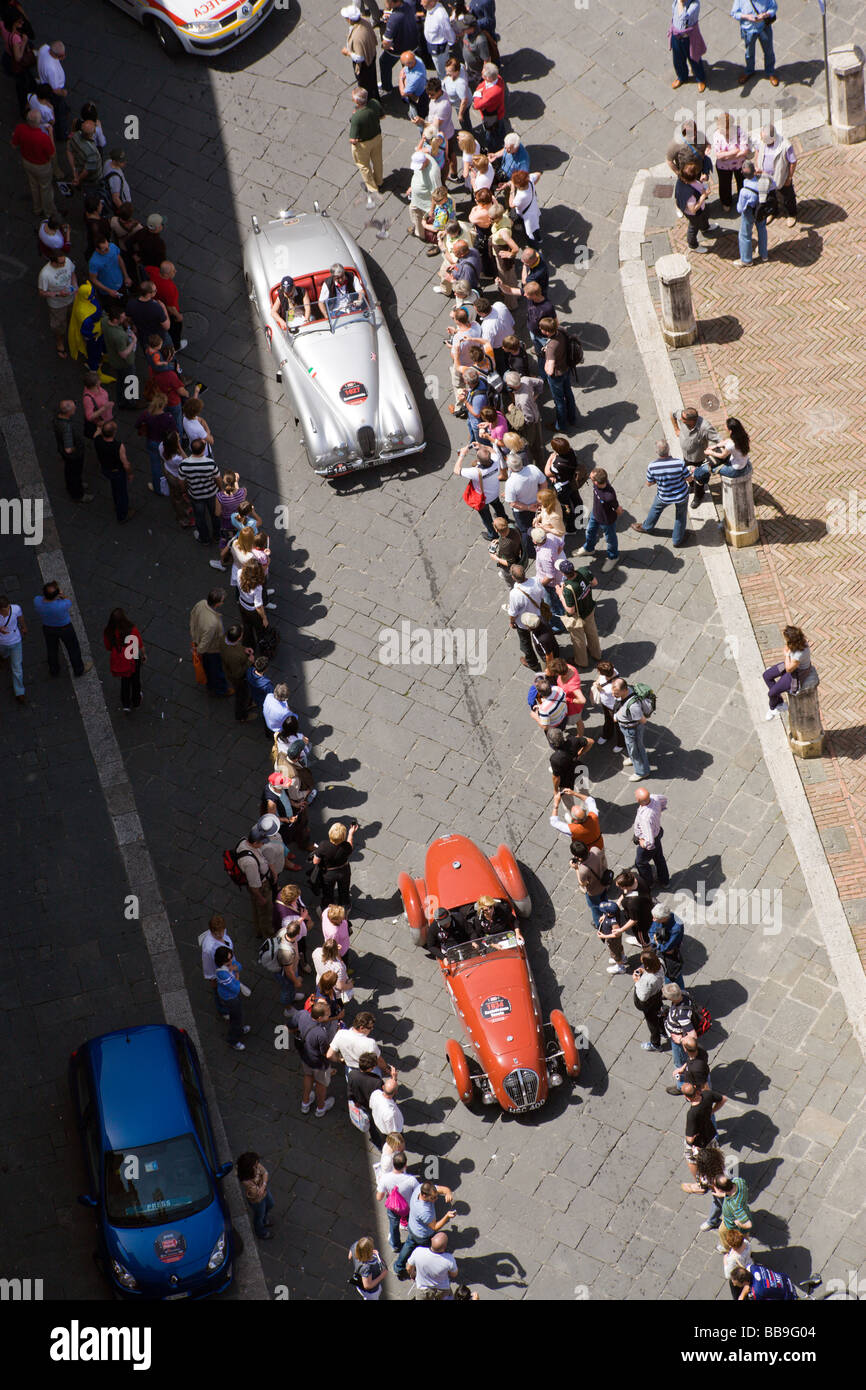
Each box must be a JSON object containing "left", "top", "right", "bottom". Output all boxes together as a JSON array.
[{"left": 462, "top": 467, "right": 485, "bottom": 512}]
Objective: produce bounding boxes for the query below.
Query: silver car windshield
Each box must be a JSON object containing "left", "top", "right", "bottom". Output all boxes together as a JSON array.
[{"left": 321, "top": 292, "right": 368, "bottom": 332}]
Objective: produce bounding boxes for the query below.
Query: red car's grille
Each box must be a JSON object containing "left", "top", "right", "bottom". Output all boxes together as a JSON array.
[{"left": 503, "top": 1068, "right": 539, "bottom": 1110}]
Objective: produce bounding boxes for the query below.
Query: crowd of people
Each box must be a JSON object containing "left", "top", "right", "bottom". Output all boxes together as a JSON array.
[{"left": 1, "top": 0, "right": 822, "bottom": 1304}]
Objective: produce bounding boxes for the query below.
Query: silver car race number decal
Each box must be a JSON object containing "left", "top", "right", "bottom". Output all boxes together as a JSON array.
[{"left": 339, "top": 381, "right": 368, "bottom": 404}]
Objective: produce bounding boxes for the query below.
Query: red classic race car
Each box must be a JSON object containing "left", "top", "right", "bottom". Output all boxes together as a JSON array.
[{"left": 398, "top": 835, "right": 580, "bottom": 1114}]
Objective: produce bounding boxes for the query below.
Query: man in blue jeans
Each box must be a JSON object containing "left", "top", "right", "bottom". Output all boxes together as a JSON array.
[
  {"left": 33, "top": 581, "right": 92, "bottom": 678},
  {"left": 378, "top": 0, "right": 418, "bottom": 93},
  {"left": 630, "top": 440, "right": 692, "bottom": 547},
  {"left": 539, "top": 315, "right": 578, "bottom": 431},
  {"left": 611, "top": 677, "right": 651, "bottom": 780},
  {"left": 394, "top": 1179, "right": 456, "bottom": 1278},
  {"left": 731, "top": 0, "right": 778, "bottom": 86}
]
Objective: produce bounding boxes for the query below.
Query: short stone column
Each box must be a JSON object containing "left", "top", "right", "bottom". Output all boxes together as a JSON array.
[
  {"left": 829, "top": 45, "right": 866, "bottom": 145},
  {"left": 788, "top": 666, "right": 824, "bottom": 759},
  {"left": 722, "top": 465, "right": 758, "bottom": 548},
  {"left": 656, "top": 253, "right": 697, "bottom": 347}
]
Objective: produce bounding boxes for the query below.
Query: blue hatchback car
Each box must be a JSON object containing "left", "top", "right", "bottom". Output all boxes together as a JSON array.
[{"left": 69, "top": 1025, "right": 234, "bottom": 1300}]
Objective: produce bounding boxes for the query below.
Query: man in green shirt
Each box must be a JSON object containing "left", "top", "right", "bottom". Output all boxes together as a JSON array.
[
  {"left": 348, "top": 86, "right": 384, "bottom": 194},
  {"left": 555, "top": 558, "right": 601, "bottom": 668},
  {"left": 100, "top": 303, "right": 139, "bottom": 410}
]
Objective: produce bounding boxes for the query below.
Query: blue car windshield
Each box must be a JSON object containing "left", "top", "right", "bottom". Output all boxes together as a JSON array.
[
  {"left": 105, "top": 1133, "right": 213, "bottom": 1228},
  {"left": 322, "top": 292, "right": 368, "bottom": 330}
]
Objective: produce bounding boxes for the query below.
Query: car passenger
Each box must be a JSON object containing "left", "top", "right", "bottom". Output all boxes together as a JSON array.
[
  {"left": 427, "top": 906, "right": 468, "bottom": 957},
  {"left": 273, "top": 274, "right": 312, "bottom": 328},
  {"left": 464, "top": 894, "right": 514, "bottom": 938}
]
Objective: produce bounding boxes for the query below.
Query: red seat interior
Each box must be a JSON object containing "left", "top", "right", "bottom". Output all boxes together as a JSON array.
[{"left": 270, "top": 267, "right": 357, "bottom": 308}]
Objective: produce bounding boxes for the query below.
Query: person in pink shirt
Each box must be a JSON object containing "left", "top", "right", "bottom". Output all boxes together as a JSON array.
[
  {"left": 711, "top": 113, "right": 751, "bottom": 211},
  {"left": 322, "top": 902, "right": 351, "bottom": 957}
]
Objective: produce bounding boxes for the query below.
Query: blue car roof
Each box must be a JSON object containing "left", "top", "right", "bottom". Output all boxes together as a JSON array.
[{"left": 83, "top": 1025, "right": 194, "bottom": 1151}]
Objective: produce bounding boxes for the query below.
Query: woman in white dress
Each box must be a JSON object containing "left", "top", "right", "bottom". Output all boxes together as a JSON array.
[{"left": 509, "top": 168, "right": 542, "bottom": 246}]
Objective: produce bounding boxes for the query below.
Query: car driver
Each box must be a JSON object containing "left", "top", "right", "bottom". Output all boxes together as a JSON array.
[
  {"left": 318, "top": 262, "right": 363, "bottom": 314},
  {"left": 274, "top": 274, "right": 312, "bottom": 329},
  {"left": 428, "top": 906, "right": 468, "bottom": 958}
]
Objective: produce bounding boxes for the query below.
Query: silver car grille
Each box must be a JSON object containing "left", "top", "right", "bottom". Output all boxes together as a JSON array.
[{"left": 503, "top": 1068, "right": 539, "bottom": 1109}]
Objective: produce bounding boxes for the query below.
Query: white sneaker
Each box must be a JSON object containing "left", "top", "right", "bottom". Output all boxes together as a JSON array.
[
  {"left": 180, "top": 338, "right": 189, "bottom": 350},
  {"left": 242, "top": 1025, "right": 251, "bottom": 1034},
  {"left": 628, "top": 773, "right": 641, "bottom": 781},
  {"left": 432, "top": 285, "right": 447, "bottom": 294},
  {"left": 699, "top": 1221, "right": 716, "bottom": 1232},
  {"left": 315, "top": 1098, "right": 335, "bottom": 1117},
  {"left": 301, "top": 1097, "right": 314, "bottom": 1113},
  {"left": 622, "top": 757, "right": 632, "bottom": 766},
  {"left": 606, "top": 962, "right": 627, "bottom": 973},
  {"left": 231, "top": 1042, "right": 246, "bottom": 1051},
  {"left": 266, "top": 602, "right": 277, "bottom": 610},
  {"left": 576, "top": 546, "right": 589, "bottom": 555},
  {"left": 597, "top": 737, "right": 607, "bottom": 745},
  {"left": 765, "top": 707, "right": 780, "bottom": 721},
  {"left": 623, "top": 934, "right": 639, "bottom": 945},
  {"left": 209, "top": 559, "right": 226, "bottom": 570}
]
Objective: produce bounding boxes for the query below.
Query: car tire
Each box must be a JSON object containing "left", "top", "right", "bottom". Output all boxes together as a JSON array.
[
  {"left": 550, "top": 1010, "right": 581, "bottom": 1078},
  {"left": 398, "top": 872, "right": 426, "bottom": 943},
  {"left": 446, "top": 1039, "right": 474, "bottom": 1105},
  {"left": 151, "top": 18, "right": 184, "bottom": 56},
  {"left": 490, "top": 845, "right": 531, "bottom": 918}
]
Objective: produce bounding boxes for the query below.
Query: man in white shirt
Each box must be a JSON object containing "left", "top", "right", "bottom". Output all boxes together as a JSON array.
[
  {"left": 633, "top": 787, "right": 670, "bottom": 885},
  {"left": 326, "top": 1011, "right": 391, "bottom": 1074},
  {"left": 471, "top": 295, "right": 515, "bottom": 371},
  {"left": 263, "top": 683, "right": 296, "bottom": 736},
  {"left": 370, "top": 1076, "right": 403, "bottom": 1137},
  {"left": 38, "top": 250, "right": 77, "bottom": 357},
  {"left": 407, "top": 1233, "right": 459, "bottom": 1300},
  {"left": 503, "top": 453, "right": 545, "bottom": 560},
  {"left": 200, "top": 914, "right": 234, "bottom": 1019},
  {"left": 37, "top": 41, "right": 71, "bottom": 165},
  {"left": 506, "top": 564, "right": 546, "bottom": 670},
  {"left": 421, "top": 0, "right": 456, "bottom": 81},
  {"left": 0, "top": 596, "right": 27, "bottom": 703}
]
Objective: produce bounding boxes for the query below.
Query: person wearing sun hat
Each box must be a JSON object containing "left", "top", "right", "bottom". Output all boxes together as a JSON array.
[
  {"left": 341, "top": 5, "right": 379, "bottom": 104},
  {"left": 405, "top": 148, "right": 442, "bottom": 240}
]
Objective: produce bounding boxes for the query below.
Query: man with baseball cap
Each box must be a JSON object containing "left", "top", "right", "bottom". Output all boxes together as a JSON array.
[
  {"left": 555, "top": 557, "right": 601, "bottom": 668},
  {"left": 127, "top": 213, "right": 167, "bottom": 273},
  {"left": 341, "top": 5, "right": 379, "bottom": 103},
  {"left": 274, "top": 274, "right": 312, "bottom": 329},
  {"left": 235, "top": 819, "right": 282, "bottom": 938}
]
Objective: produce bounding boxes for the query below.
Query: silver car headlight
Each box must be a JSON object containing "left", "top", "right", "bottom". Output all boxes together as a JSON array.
[
  {"left": 320, "top": 444, "right": 360, "bottom": 464},
  {"left": 111, "top": 1259, "right": 138, "bottom": 1290},
  {"left": 185, "top": 19, "right": 222, "bottom": 34},
  {"left": 207, "top": 1232, "right": 228, "bottom": 1271}
]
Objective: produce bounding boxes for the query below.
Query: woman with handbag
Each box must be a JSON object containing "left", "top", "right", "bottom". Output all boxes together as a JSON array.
[
  {"left": 453, "top": 441, "right": 505, "bottom": 540},
  {"left": 348, "top": 1237, "right": 386, "bottom": 1300}
]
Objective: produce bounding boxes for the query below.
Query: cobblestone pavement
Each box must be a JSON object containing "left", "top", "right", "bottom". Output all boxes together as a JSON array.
[
  {"left": 657, "top": 138, "right": 866, "bottom": 969},
  {"left": 2, "top": 0, "right": 866, "bottom": 1301}
]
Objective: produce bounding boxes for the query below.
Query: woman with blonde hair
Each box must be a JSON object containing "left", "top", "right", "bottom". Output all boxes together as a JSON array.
[
  {"left": 457, "top": 129, "right": 481, "bottom": 185},
  {"left": 535, "top": 486, "right": 566, "bottom": 538},
  {"left": 312, "top": 819, "right": 358, "bottom": 909},
  {"left": 419, "top": 123, "right": 445, "bottom": 171},
  {"left": 422, "top": 184, "right": 456, "bottom": 256},
  {"left": 322, "top": 901, "right": 351, "bottom": 957},
  {"left": 490, "top": 202, "right": 521, "bottom": 287},
  {"left": 238, "top": 557, "right": 269, "bottom": 653},
  {"left": 311, "top": 937, "right": 353, "bottom": 1000},
  {"left": 348, "top": 1235, "right": 386, "bottom": 1300},
  {"left": 376, "top": 1131, "right": 406, "bottom": 1181},
  {"left": 136, "top": 389, "right": 174, "bottom": 495},
  {"left": 275, "top": 882, "right": 313, "bottom": 971},
  {"left": 468, "top": 186, "right": 498, "bottom": 276},
  {"left": 469, "top": 152, "right": 494, "bottom": 195},
  {"left": 223, "top": 524, "right": 269, "bottom": 601}
]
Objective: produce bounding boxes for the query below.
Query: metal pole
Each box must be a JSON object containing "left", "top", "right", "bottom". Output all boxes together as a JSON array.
[{"left": 822, "top": 4, "right": 831, "bottom": 126}]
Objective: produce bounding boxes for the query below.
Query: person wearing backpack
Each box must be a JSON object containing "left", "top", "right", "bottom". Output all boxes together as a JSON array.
[
  {"left": 734, "top": 158, "right": 773, "bottom": 265},
  {"left": 611, "top": 676, "right": 652, "bottom": 779},
  {"left": 232, "top": 823, "right": 277, "bottom": 938},
  {"left": 538, "top": 315, "right": 578, "bottom": 432},
  {"left": 554, "top": 558, "right": 601, "bottom": 669},
  {"left": 376, "top": 1150, "right": 419, "bottom": 1254}
]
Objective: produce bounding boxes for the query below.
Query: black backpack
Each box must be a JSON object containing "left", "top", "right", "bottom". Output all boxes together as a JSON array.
[{"left": 567, "top": 334, "right": 584, "bottom": 380}]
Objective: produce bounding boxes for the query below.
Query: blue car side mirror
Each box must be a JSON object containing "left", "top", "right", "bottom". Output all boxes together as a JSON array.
[
  {"left": 77, "top": 1193, "right": 98, "bottom": 1208},
  {"left": 216, "top": 1162, "right": 233, "bottom": 1180}
]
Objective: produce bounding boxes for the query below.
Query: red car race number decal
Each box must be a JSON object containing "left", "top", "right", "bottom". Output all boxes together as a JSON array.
[
  {"left": 480, "top": 995, "right": 511, "bottom": 1021},
  {"left": 339, "top": 381, "right": 367, "bottom": 404}
]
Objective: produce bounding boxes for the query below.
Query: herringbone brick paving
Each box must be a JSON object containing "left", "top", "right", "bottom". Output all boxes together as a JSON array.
[{"left": 658, "top": 142, "right": 866, "bottom": 958}]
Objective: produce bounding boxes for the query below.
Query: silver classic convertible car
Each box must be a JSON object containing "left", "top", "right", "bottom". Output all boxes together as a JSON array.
[{"left": 243, "top": 210, "right": 425, "bottom": 478}]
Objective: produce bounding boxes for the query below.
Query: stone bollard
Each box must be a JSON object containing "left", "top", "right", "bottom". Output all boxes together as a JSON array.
[
  {"left": 656, "top": 253, "right": 697, "bottom": 347},
  {"left": 787, "top": 666, "right": 824, "bottom": 759},
  {"left": 829, "top": 45, "right": 866, "bottom": 145},
  {"left": 722, "top": 465, "right": 758, "bottom": 548}
]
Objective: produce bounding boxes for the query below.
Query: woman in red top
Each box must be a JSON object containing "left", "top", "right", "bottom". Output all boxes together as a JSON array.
[
  {"left": 103, "top": 608, "right": 145, "bottom": 711},
  {"left": 547, "top": 655, "right": 586, "bottom": 733}
]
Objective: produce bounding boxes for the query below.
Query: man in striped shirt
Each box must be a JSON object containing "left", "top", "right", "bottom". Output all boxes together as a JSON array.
[
  {"left": 630, "top": 440, "right": 692, "bottom": 547},
  {"left": 178, "top": 439, "right": 220, "bottom": 544}
]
